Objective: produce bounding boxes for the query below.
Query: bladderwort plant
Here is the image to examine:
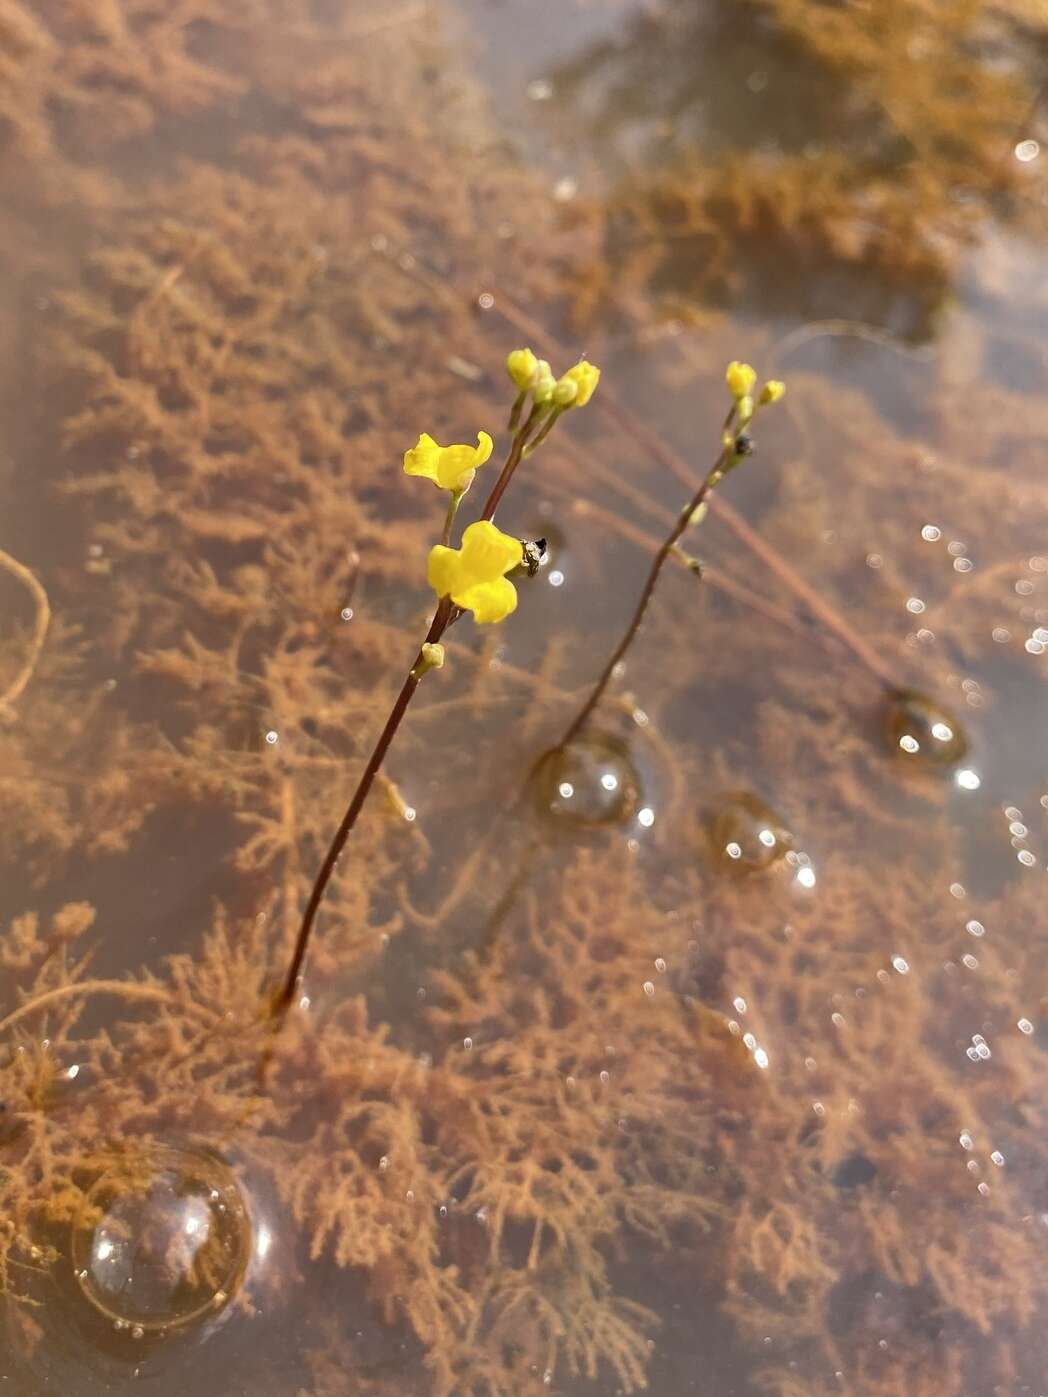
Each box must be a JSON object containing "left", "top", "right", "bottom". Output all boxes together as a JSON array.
[
  {"left": 558, "top": 362, "right": 785, "bottom": 747},
  {"left": 274, "top": 350, "right": 601, "bottom": 1013}
]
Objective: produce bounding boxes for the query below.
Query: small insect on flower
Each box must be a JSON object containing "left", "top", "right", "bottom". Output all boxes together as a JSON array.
[
  {"left": 403, "top": 431, "right": 494, "bottom": 494},
  {"left": 428, "top": 520, "right": 524, "bottom": 624},
  {"left": 521, "top": 538, "right": 548, "bottom": 577}
]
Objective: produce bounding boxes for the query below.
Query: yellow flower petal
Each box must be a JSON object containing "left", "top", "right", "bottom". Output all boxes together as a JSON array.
[
  {"left": 404, "top": 431, "right": 494, "bottom": 492},
  {"left": 427, "top": 544, "right": 460, "bottom": 599},
  {"left": 426, "top": 520, "right": 523, "bottom": 624},
  {"left": 474, "top": 431, "right": 493, "bottom": 467},
  {"left": 458, "top": 520, "right": 523, "bottom": 579},
  {"left": 403, "top": 433, "right": 442, "bottom": 483},
  {"left": 458, "top": 577, "right": 518, "bottom": 624}
]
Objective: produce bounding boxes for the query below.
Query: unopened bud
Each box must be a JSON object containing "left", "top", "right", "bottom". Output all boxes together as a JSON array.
[
  {"left": 420, "top": 643, "right": 445, "bottom": 671},
  {"left": 725, "top": 361, "right": 757, "bottom": 399},
  {"left": 507, "top": 348, "right": 539, "bottom": 390},
  {"left": 532, "top": 360, "right": 556, "bottom": 405},
  {"left": 552, "top": 376, "right": 579, "bottom": 407}
]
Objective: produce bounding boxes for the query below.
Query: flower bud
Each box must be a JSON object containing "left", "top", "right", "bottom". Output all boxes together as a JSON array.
[
  {"left": 725, "top": 361, "right": 757, "bottom": 399},
  {"left": 420, "top": 642, "right": 445, "bottom": 670},
  {"left": 552, "top": 376, "right": 579, "bottom": 407},
  {"left": 736, "top": 394, "right": 754, "bottom": 423},
  {"left": 532, "top": 360, "right": 556, "bottom": 405},
  {"left": 507, "top": 348, "right": 539, "bottom": 391},
  {"left": 759, "top": 379, "right": 786, "bottom": 405},
  {"left": 561, "top": 359, "right": 601, "bottom": 407}
]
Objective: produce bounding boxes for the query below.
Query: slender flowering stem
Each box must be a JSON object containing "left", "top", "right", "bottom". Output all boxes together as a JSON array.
[
  {"left": 480, "top": 405, "right": 542, "bottom": 522},
  {"left": 275, "top": 407, "right": 545, "bottom": 1015},
  {"left": 441, "top": 489, "right": 463, "bottom": 547},
  {"left": 275, "top": 598, "right": 454, "bottom": 1012},
  {"left": 559, "top": 412, "right": 737, "bottom": 749}
]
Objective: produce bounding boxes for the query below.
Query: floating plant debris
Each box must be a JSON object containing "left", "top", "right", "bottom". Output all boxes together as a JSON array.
[
  {"left": 708, "top": 791, "right": 793, "bottom": 873},
  {"left": 883, "top": 688, "right": 969, "bottom": 769}
]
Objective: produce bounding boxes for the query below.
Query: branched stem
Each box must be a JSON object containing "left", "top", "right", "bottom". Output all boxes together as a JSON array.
[{"left": 275, "top": 407, "right": 544, "bottom": 1014}]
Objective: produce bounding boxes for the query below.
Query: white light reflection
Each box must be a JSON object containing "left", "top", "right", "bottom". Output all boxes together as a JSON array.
[
  {"left": 600, "top": 772, "right": 619, "bottom": 792},
  {"left": 256, "top": 1224, "right": 273, "bottom": 1260},
  {"left": 637, "top": 807, "right": 655, "bottom": 828},
  {"left": 796, "top": 866, "right": 816, "bottom": 889},
  {"left": 955, "top": 768, "right": 981, "bottom": 791}
]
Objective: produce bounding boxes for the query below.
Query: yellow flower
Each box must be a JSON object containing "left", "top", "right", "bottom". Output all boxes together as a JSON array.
[
  {"left": 725, "top": 361, "right": 757, "bottom": 399},
  {"left": 428, "top": 520, "right": 523, "bottom": 624},
  {"left": 403, "top": 431, "right": 494, "bottom": 493},
  {"left": 760, "top": 379, "right": 786, "bottom": 405},
  {"left": 507, "top": 348, "right": 539, "bottom": 390},
  {"left": 561, "top": 359, "right": 601, "bottom": 407}
]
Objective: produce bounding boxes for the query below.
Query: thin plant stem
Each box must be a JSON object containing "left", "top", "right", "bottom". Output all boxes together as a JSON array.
[
  {"left": 441, "top": 489, "right": 463, "bottom": 547},
  {"left": 0, "top": 981, "right": 190, "bottom": 1036},
  {"left": 0, "top": 549, "right": 50, "bottom": 712},
  {"left": 560, "top": 414, "right": 736, "bottom": 749},
  {"left": 480, "top": 405, "right": 542, "bottom": 522},
  {"left": 275, "top": 597, "right": 454, "bottom": 1012},
  {"left": 275, "top": 408, "right": 544, "bottom": 1014}
]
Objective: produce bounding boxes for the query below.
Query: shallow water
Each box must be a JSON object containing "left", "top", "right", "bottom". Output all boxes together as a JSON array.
[{"left": 1, "top": 1, "right": 1048, "bottom": 1394}]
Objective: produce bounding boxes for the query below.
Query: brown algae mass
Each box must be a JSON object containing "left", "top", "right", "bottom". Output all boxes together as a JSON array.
[
  {"left": 708, "top": 791, "right": 793, "bottom": 873},
  {"left": 883, "top": 688, "right": 969, "bottom": 769},
  {"left": 71, "top": 1146, "right": 252, "bottom": 1335},
  {"left": 534, "top": 735, "right": 642, "bottom": 827}
]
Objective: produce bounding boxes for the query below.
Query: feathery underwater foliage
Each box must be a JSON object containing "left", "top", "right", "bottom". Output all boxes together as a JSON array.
[{"left": 2, "top": 1, "right": 1048, "bottom": 1395}]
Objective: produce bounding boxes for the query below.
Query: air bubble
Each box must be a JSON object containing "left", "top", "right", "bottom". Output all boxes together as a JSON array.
[
  {"left": 534, "top": 736, "right": 641, "bottom": 828},
  {"left": 708, "top": 792, "right": 792, "bottom": 874},
  {"left": 883, "top": 689, "right": 968, "bottom": 769},
  {"left": 71, "top": 1146, "right": 251, "bottom": 1335}
]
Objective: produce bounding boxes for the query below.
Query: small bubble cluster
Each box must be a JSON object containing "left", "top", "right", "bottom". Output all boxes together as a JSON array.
[{"left": 966, "top": 1033, "right": 992, "bottom": 1062}]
